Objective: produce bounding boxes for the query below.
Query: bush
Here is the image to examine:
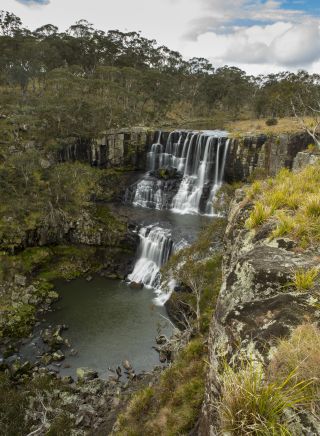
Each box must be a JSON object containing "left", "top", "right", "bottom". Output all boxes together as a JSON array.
[{"left": 266, "top": 118, "right": 278, "bottom": 126}]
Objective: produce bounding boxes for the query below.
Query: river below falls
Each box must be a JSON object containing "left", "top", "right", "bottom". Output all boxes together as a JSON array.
[
  {"left": 19, "top": 207, "right": 211, "bottom": 379},
  {"left": 47, "top": 277, "right": 172, "bottom": 378}
]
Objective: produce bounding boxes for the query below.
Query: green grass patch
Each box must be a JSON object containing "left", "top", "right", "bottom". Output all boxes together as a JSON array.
[
  {"left": 116, "top": 338, "right": 206, "bottom": 436},
  {"left": 245, "top": 162, "right": 320, "bottom": 247}
]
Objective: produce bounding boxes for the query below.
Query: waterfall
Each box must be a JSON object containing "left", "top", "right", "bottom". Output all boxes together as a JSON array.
[
  {"left": 128, "top": 129, "right": 229, "bottom": 215},
  {"left": 205, "top": 138, "right": 230, "bottom": 216},
  {"left": 128, "top": 225, "right": 173, "bottom": 289}
]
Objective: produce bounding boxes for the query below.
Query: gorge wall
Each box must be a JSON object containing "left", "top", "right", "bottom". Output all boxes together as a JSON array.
[{"left": 57, "top": 129, "right": 311, "bottom": 180}]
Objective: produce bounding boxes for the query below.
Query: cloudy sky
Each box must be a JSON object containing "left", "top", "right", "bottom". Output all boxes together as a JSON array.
[{"left": 2, "top": 0, "right": 320, "bottom": 74}]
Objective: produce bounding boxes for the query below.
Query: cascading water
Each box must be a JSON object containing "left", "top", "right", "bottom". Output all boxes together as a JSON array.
[
  {"left": 128, "top": 225, "right": 173, "bottom": 289},
  {"left": 205, "top": 138, "right": 230, "bottom": 215},
  {"left": 129, "top": 129, "right": 229, "bottom": 215},
  {"left": 126, "top": 128, "right": 229, "bottom": 306}
]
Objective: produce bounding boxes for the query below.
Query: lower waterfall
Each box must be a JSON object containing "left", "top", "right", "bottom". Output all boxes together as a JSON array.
[{"left": 128, "top": 225, "right": 173, "bottom": 289}]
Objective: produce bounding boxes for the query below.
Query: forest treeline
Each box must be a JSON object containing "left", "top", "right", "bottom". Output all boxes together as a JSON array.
[{"left": 0, "top": 10, "right": 320, "bottom": 146}]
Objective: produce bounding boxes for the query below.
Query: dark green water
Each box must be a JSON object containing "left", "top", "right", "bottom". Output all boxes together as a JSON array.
[{"left": 46, "top": 277, "right": 172, "bottom": 378}]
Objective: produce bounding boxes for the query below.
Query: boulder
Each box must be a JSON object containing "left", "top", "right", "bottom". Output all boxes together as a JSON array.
[
  {"left": 129, "top": 281, "right": 144, "bottom": 289},
  {"left": 76, "top": 367, "right": 98, "bottom": 381}
]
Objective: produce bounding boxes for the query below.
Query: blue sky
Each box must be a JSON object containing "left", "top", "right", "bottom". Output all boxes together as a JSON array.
[
  {"left": 283, "top": 0, "right": 320, "bottom": 13},
  {"left": 3, "top": 0, "right": 320, "bottom": 73}
]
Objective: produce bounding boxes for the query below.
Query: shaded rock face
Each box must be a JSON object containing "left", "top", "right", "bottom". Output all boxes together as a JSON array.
[
  {"left": 58, "top": 129, "right": 155, "bottom": 170},
  {"left": 224, "top": 133, "right": 311, "bottom": 182},
  {"left": 200, "top": 191, "right": 320, "bottom": 435}
]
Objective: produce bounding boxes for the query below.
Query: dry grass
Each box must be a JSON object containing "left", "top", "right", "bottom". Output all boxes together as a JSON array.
[
  {"left": 245, "top": 162, "right": 320, "bottom": 248},
  {"left": 219, "top": 324, "right": 320, "bottom": 435},
  {"left": 227, "top": 117, "right": 313, "bottom": 136}
]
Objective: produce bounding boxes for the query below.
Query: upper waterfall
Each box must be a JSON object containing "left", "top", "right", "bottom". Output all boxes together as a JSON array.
[{"left": 128, "top": 129, "right": 229, "bottom": 215}]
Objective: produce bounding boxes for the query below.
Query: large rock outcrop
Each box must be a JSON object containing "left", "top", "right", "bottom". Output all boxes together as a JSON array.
[
  {"left": 200, "top": 190, "right": 320, "bottom": 435},
  {"left": 224, "top": 132, "right": 311, "bottom": 181}
]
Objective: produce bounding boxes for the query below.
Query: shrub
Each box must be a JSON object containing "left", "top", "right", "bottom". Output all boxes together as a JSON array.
[{"left": 266, "top": 118, "right": 278, "bottom": 126}]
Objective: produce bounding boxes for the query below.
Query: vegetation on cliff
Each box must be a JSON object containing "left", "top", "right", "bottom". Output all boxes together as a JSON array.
[
  {"left": 218, "top": 324, "right": 320, "bottom": 435},
  {"left": 246, "top": 161, "right": 320, "bottom": 249}
]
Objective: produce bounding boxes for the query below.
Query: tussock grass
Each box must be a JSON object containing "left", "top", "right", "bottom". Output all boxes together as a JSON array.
[
  {"left": 246, "top": 162, "right": 320, "bottom": 247},
  {"left": 271, "top": 212, "right": 295, "bottom": 238},
  {"left": 246, "top": 202, "right": 272, "bottom": 229},
  {"left": 268, "top": 324, "right": 320, "bottom": 413},
  {"left": 219, "top": 361, "right": 309, "bottom": 435},
  {"left": 291, "top": 267, "right": 319, "bottom": 292},
  {"left": 219, "top": 325, "right": 320, "bottom": 435}
]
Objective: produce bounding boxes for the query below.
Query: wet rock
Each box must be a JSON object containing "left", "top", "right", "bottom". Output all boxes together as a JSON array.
[
  {"left": 41, "top": 326, "right": 65, "bottom": 350},
  {"left": 86, "top": 275, "right": 93, "bottom": 282},
  {"left": 41, "top": 353, "right": 53, "bottom": 365},
  {"left": 129, "top": 281, "right": 143, "bottom": 289},
  {"left": 76, "top": 367, "right": 98, "bottom": 381},
  {"left": 155, "top": 335, "right": 167, "bottom": 345}
]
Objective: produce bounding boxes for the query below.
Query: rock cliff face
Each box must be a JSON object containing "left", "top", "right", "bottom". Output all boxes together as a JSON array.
[
  {"left": 224, "top": 132, "right": 311, "bottom": 181},
  {"left": 58, "top": 129, "right": 155, "bottom": 169},
  {"left": 56, "top": 129, "right": 310, "bottom": 181},
  {"left": 200, "top": 190, "right": 320, "bottom": 435}
]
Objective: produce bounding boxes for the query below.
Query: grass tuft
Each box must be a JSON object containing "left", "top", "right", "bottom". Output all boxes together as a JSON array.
[
  {"left": 246, "top": 202, "right": 272, "bottom": 229},
  {"left": 291, "top": 267, "right": 319, "bottom": 292},
  {"left": 219, "top": 361, "right": 310, "bottom": 435},
  {"left": 268, "top": 324, "right": 320, "bottom": 413}
]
